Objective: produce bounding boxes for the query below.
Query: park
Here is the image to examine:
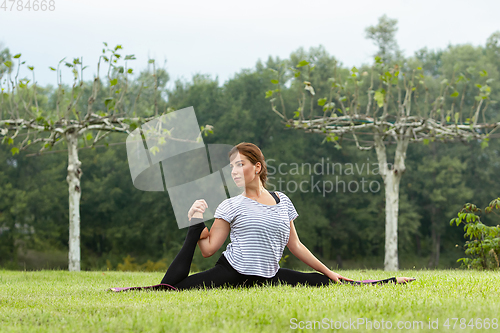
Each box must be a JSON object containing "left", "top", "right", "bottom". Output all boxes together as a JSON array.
[{"left": 1, "top": 4, "right": 500, "bottom": 332}]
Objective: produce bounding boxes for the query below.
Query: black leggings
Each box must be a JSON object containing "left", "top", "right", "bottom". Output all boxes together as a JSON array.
[{"left": 160, "top": 218, "right": 334, "bottom": 291}]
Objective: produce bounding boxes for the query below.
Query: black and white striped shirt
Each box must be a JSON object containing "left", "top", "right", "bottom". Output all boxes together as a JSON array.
[{"left": 214, "top": 190, "right": 299, "bottom": 278}]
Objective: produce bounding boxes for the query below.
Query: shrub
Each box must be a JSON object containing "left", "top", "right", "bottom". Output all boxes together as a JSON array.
[
  {"left": 112, "top": 255, "right": 168, "bottom": 272},
  {"left": 451, "top": 198, "right": 500, "bottom": 269}
]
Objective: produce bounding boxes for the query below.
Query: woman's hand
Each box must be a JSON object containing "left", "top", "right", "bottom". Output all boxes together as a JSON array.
[
  {"left": 328, "top": 271, "right": 354, "bottom": 284},
  {"left": 188, "top": 199, "right": 208, "bottom": 221},
  {"left": 396, "top": 277, "right": 416, "bottom": 284},
  {"left": 286, "top": 221, "right": 356, "bottom": 285}
]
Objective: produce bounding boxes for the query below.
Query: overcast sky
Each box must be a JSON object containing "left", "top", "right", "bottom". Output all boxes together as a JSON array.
[{"left": 0, "top": 0, "right": 499, "bottom": 89}]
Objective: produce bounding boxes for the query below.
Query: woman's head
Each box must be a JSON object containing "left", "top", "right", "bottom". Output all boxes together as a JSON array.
[{"left": 228, "top": 142, "right": 268, "bottom": 189}]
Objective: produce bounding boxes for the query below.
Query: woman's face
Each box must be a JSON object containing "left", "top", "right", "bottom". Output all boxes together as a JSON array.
[{"left": 229, "top": 152, "right": 260, "bottom": 188}]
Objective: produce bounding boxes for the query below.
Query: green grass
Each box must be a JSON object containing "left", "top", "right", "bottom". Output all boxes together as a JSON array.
[{"left": 1, "top": 269, "right": 499, "bottom": 332}]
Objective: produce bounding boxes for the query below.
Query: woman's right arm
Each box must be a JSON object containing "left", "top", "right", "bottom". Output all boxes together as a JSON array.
[
  {"left": 197, "top": 218, "right": 230, "bottom": 258},
  {"left": 188, "top": 199, "right": 230, "bottom": 258},
  {"left": 287, "top": 220, "right": 353, "bottom": 283}
]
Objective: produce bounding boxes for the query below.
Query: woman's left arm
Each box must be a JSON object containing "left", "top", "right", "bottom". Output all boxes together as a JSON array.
[{"left": 286, "top": 220, "right": 353, "bottom": 284}]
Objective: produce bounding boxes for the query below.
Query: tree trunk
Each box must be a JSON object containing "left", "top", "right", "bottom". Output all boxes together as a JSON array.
[
  {"left": 383, "top": 171, "right": 402, "bottom": 271},
  {"left": 374, "top": 128, "right": 410, "bottom": 271},
  {"left": 66, "top": 131, "right": 83, "bottom": 271},
  {"left": 429, "top": 145, "right": 441, "bottom": 269}
]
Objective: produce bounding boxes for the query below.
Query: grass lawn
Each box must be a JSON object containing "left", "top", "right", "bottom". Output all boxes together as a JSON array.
[{"left": 0, "top": 269, "right": 499, "bottom": 332}]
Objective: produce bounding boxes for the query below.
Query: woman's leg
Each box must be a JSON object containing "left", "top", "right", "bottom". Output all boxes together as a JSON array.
[
  {"left": 160, "top": 218, "right": 206, "bottom": 285},
  {"left": 271, "top": 269, "right": 411, "bottom": 286},
  {"left": 271, "top": 268, "right": 333, "bottom": 287},
  {"left": 173, "top": 254, "right": 265, "bottom": 290},
  {"left": 159, "top": 217, "right": 264, "bottom": 290}
]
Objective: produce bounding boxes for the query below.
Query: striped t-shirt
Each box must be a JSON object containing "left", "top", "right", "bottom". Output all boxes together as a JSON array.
[{"left": 214, "top": 190, "right": 299, "bottom": 278}]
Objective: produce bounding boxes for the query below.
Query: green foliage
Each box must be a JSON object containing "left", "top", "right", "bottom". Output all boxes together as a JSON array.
[
  {"left": 278, "top": 254, "right": 289, "bottom": 265},
  {"left": 317, "top": 97, "right": 327, "bottom": 106},
  {"left": 114, "top": 255, "right": 168, "bottom": 272},
  {"left": 0, "top": 170, "right": 29, "bottom": 267},
  {"left": 374, "top": 88, "right": 385, "bottom": 108},
  {"left": 451, "top": 198, "right": 500, "bottom": 270},
  {"left": 364, "top": 14, "right": 401, "bottom": 64},
  {"left": 2, "top": 31, "right": 500, "bottom": 272},
  {"left": 0, "top": 45, "right": 12, "bottom": 77},
  {"left": 296, "top": 60, "right": 309, "bottom": 68}
]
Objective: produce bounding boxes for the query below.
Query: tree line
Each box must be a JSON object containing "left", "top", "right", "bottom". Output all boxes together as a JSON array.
[{"left": 1, "top": 21, "right": 499, "bottom": 271}]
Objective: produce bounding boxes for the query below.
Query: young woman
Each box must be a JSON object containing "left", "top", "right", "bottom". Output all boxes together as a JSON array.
[{"left": 155, "top": 142, "right": 415, "bottom": 291}]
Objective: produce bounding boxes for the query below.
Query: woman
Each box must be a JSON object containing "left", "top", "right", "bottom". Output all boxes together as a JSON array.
[{"left": 155, "top": 142, "right": 415, "bottom": 291}]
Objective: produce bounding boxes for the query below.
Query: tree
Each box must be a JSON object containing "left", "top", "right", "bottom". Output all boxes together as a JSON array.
[
  {"left": 409, "top": 150, "right": 472, "bottom": 267},
  {"left": 0, "top": 43, "right": 212, "bottom": 271},
  {"left": 267, "top": 18, "right": 500, "bottom": 271},
  {"left": 364, "top": 14, "right": 402, "bottom": 64},
  {"left": 0, "top": 43, "right": 12, "bottom": 78}
]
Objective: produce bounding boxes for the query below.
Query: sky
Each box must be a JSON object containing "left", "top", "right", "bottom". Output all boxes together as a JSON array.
[{"left": 0, "top": 0, "right": 499, "bottom": 90}]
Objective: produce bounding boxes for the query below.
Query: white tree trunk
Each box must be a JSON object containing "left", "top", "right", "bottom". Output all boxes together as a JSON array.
[
  {"left": 66, "top": 131, "right": 83, "bottom": 272},
  {"left": 383, "top": 171, "right": 401, "bottom": 271},
  {"left": 374, "top": 128, "right": 410, "bottom": 271}
]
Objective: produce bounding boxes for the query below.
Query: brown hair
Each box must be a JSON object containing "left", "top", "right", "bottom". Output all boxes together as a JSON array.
[{"left": 229, "top": 142, "right": 268, "bottom": 189}]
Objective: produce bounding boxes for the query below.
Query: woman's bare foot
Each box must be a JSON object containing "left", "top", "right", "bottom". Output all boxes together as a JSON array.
[{"left": 396, "top": 277, "right": 416, "bottom": 284}]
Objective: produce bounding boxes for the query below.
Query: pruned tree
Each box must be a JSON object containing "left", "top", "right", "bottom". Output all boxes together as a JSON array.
[
  {"left": 0, "top": 43, "right": 212, "bottom": 271},
  {"left": 267, "top": 17, "right": 500, "bottom": 271}
]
